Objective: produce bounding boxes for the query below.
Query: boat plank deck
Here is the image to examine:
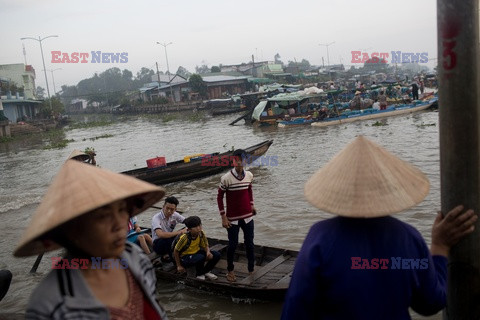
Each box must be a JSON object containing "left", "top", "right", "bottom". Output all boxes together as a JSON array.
[
  {"left": 239, "top": 254, "right": 290, "bottom": 284},
  {"left": 267, "top": 272, "right": 293, "bottom": 289}
]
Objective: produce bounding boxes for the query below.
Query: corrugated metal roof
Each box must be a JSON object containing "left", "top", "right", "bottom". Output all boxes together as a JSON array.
[
  {"left": 202, "top": 75, "right": 249, "bottom": 83},
  {"left": 2, "top": 99, "right": 42, "bottom": 104},
  {"left": 150, "top": 74, "right": 187, "bottom": 84}
]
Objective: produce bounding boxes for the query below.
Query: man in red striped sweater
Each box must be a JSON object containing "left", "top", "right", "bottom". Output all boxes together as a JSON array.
[{"left": 217, "top": 149, "right": 256, "bottom": 282}]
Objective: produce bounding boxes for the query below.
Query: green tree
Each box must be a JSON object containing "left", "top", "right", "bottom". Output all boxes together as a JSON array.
[
  {"left": 59, "top": 85, "right": 78, "bottom": 105},
  {"left": 274, "top": 53, "right": 282, "bottom": 64},
  {"left": 9, "top": 82, "right": 18, "bottom": 94},
  {"left": 211, "top": 66, "right": 221, "bottom": 73},
  {"left": 363, "top": 58, "right": 389, "bottom": 73},
  {"left": 176, "top": 66, "right": 191, "bottom": 79},
  {"left": 189, "top": 74, "right": 208, "bottom": 99},
  {"left": 36, "top": 86, "right": 45, "bottom": 99},
  {"left": 39, "top": 96, "right": 65, "bottom": 118},
  {"left": 195, "top": 64, "right": 210, "bottom": 74},
  {"left": 136, "top": 67, "right": 155, "bottom": 85}
]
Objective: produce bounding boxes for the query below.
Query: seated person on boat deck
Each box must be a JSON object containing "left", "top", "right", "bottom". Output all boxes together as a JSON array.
[
  {"left": 151, "top": 196, "right": 186, "bottom": 261},
  {"left": 127, "top": 216, "right": 153, "bottom": 255},
  {"left": 174, "top": 216, "right": 220, "bottom": 281},
  {"left": 350, "top": 91, "right": 362, "bottom": 110}
]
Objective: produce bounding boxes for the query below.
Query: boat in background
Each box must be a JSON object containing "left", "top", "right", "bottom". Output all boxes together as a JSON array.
[
  {"left": 309, "top": 98, "right": 437, "bottom": 128},
  {"left": 121, "top": 140, "right": 273, "bottom": 185}
]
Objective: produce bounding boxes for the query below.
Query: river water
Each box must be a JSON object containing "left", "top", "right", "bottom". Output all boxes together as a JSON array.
[{"left": 0, "top": 110, "right": 442, "bottom": 319}]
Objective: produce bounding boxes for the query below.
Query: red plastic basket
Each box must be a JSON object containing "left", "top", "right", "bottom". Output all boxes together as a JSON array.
[{"left": 146, "top": 156, "right": 166, "bottom": 168}]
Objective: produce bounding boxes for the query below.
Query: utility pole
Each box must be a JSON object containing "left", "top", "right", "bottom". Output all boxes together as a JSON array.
[
  {"left": 252, "top": 54, "right": 256, "bottom": 78},
  {"left": 437, "top": 0, "right": 480, "bottom": 318},
  {"left": 156, "top": 42, "right": 174, "bottom": 103},
  {"left": 43, "top": 68, "right": 62, "bottom": 95},
  {"left": 319, "top": 42, "right": 335, "bottom": 68},
  {"left": 22, "top": 43, "right": 27, "bottom": 65},
  {"left": 156, "top": 62, "right": 161, "bottom": 100},
  {"left": 20, "top": 35, "right": 58, "bottom": 112}
]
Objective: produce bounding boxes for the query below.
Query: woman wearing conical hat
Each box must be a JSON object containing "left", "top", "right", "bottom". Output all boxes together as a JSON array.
[
  {"left": 281, "top": 136, "right": 477, "bottom": 320},
  {"left": 68, "top": 149, "right": 96, "bottom": 165},
  {"left": 15, "top": 160, "right": 168, "bottom": 320}
]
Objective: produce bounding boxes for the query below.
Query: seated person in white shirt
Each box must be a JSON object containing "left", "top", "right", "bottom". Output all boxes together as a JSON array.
[{"left": 151, "top": 196, "right": 186, "bottom": 262}]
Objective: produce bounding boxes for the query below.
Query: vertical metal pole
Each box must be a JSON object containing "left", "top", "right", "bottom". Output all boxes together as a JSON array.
[
  {"left": 39, "top": 37, "right": 53, "bottom": 111},
  {"left": 50, "top": 70, "right": 57, "bottom": 95},
  {"left": 326, "top": 45, "right": 330, "bottom": 67},
  {"left": 438, "top": 0, "right": 480, "bottom": 319},
  {"left": 164, "top": 45, "right": 174, "bottom": 103}
]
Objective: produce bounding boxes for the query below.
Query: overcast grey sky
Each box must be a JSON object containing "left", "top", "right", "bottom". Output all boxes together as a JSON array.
[{"left": 0, "top": 0, "right": 437, "bottom": 89}]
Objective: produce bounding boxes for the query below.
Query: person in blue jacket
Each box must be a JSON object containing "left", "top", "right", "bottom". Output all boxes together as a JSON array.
[{"left": 281, "top": 136, "right": 477, "bottom": 320}]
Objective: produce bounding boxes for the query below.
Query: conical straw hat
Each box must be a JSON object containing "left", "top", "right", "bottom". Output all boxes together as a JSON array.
[
  {"left": 67, "top": 149, "right": 90, "bottom": 162},
  {"left": 304, "top": 136, "right": 429, "bottom": 218},
  {"left": 14, "top": 160, "right": 165, "bottom": 257}
]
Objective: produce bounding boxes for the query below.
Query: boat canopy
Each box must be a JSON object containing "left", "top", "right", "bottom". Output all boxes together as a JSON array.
[
  {"left": 252, "top": 100, "right": 268, "bottom": 121},
  {"left": 252, "top": 87, "right": 327, "bottom": 120}
]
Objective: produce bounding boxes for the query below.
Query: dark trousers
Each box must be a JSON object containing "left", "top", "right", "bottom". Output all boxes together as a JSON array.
[
  {"left": 413, "top": 90, "right": 419, "bottom": 100},
  {"left": 227, "top": 219, "right": 255, "bottom": 272},
  {"left": 153, "top": 237, "right": 174, "bottom": 259},
  {"left": 181, "top": 250, "right": 221, "bottom": 276}
]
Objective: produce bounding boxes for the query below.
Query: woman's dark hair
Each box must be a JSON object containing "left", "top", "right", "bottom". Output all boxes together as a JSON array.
[{"left": 165, "top": 196, "right": 179, "bottom": 206}]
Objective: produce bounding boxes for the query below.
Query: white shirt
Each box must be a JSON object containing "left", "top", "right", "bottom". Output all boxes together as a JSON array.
[
  {"left": 372, "top": 102, "right": 381, "bottom": 110},
  {"left": 151, "top": 209, "right": 185, "bottom": 241}
]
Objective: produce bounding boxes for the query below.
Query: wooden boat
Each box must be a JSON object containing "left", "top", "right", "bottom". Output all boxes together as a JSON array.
[
  {"left": 153, "top": 237, "right": 298, "bottom": 301},
  {"left": 121, "top": 140, "right": 273, "bottom": 185},
  {"left": 309, "top": 98, "right": 437, "bottom": 128},
  {"left": 211, "top": 106, "right": 249, "bottom": 116},
  {"left": 274, "top": 98, "right": 438, "bottom": 128}
]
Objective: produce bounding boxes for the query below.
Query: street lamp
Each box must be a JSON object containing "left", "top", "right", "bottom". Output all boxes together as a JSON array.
[
  {"left": 156, "top": 41, "right": 175, "bottom": 102},
  {"left": 20, "top": 35, "right": 58, "bottom": 111},
  {"left": 319, "top": 42, "right": 335, "bottom": 68},
  {"left": 42, "top": 68, "right": 62, "bottom": 95}
]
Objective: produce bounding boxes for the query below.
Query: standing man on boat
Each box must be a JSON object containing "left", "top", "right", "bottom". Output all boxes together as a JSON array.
[
  {"left": 412, "top": 81, "right": 420, "bottom": 100},
  {"left": 151, "top": 196, "right": 187, "bottom": 262},
  {"left": 217, "top": 149, "right": 256, "bottom": 282},
  {"left": 378, "top": 91, "right": 388, "bottom": 110}
]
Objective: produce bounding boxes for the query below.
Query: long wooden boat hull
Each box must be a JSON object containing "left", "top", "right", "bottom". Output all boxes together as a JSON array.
[
  {"left": 121, "top": 140, "right": 273, "bottom": 185},
  {"left": 153, "top": 238, "right": 298, "bottom": 301},
  {"left": 310, "top": 100, "right": 435, "bottom": 128},
  {"left": 211, "top": 107, "right": 249, "bottom": 116}
]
